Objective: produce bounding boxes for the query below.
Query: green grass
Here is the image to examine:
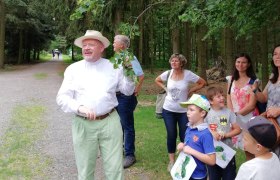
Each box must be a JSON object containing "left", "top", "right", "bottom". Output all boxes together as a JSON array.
[
  {"left": 34, "top": 73, "right": 48, "bottom": 79},
  {"left": 39, "top": 53, "right": 53, "bottom": 62},
  {"left": 133, "top": 105, "right": 246, "bottom": 179},
  {"left": 0, "top": 104, "right": 51, "bottom": 179},
  {"left": 61, "top": 54, "right": 72, "bottom": 63}
]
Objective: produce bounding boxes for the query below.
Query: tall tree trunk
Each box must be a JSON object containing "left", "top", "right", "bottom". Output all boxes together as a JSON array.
[
  {"left": 33, "top": 48, "right": 36, "bottom": 61},
  {"left": 260, "top": 27, "right": 268, "bottom": 89},
  {"left": 196, "top": 25, "right": 207, "bottom": 81},
  {"left": 236, "top": 36, "right": 246, "bottom": 53},
  {"left": 25, "top": 31, "right": 31, "bottom": 63},
  {"left": 171, "top": 27, "right": 180, "bottom": 53},
  {"left": 223, "top": 28, "right": 234, "bottom": 76},
  {"left": 251, "top": 32, "right": 259, "bottom": 73},
  {"left": 0, "top": 0, "right": 5, "bottom": 68},
  {"left": 113, "top": 7, "right": 123, "bottom": 34},
  {"left": 71, "top": 45, "right": 75, "bottom": 61},
  {"left": 138, "top": 0, "right": 144, "bottom": 64},
  {"left": 182, "top": 22, "right": 191, "bottom": 69},
  {"left": 18, "top": 30, "right": 23, "bottom": 64},
  {"left": 36, "top": 50, "right": 39, "bottom": 60}
]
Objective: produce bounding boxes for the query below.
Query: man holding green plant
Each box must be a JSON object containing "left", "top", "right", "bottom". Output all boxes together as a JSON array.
[
  {"left": 56, "top": 30, "right": 135, "bottom": 180},
  {"left": 113, "top": 35, "right": 144, "bottom": 168}
]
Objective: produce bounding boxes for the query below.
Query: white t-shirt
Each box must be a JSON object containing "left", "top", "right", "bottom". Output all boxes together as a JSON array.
[
  {"left": 160, "top": 69, "right": 199, "bottom": 113},
  {"left": 235, "top": 153, "right": 280, "bottom": 180}
]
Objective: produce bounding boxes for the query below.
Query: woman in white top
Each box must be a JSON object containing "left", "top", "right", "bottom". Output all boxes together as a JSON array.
[{"left": 155, "top": 53, "right": 206, "bottom": 171}]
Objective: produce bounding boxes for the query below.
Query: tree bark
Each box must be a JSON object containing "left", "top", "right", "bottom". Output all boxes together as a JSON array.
[
  {"left": 251, "top": 32, "right": 259, "bottom": 73},
  {"left": 171, "top": 27, "right": 180, "bottom": 53},
  {"left": 138, "top": 0, "right": 144, "bottom": 64},
  {"left": 223, "top": 27, "right": 234, "bottom": 76},
  {"left": 113, "top": 7, "right": 123, "bottom": 34},
  {"left": 0, "top": 0, "right": 5, "bottom": 68},
  {"left": 260, "top": 27, "right": 268, "bottom": 89},
  {"left": 18, "top": 30, "right": 23, "bottom": 64},
  {"left": 182, "top": 22, "right": 191, "bottom": 69},
  {"left": 196, "top": 25, "right": 207, "bottom": 81}
]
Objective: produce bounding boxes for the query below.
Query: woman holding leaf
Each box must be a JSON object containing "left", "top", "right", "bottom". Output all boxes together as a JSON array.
[{"left": 155, "top": 53, "right": 206, "bottom": 171}]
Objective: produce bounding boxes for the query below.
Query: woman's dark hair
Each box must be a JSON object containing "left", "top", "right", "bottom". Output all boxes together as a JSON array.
[
  {"left": 231, "top": 53, "right": 257, "bottom": 81},
  {"left": 270, "top": 44, "right": 280, "bottom": 84}
]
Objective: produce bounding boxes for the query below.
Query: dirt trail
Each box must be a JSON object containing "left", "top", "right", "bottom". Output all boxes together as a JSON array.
[{"left": 0, "top": 60, "right": 109, "bottom": 179}]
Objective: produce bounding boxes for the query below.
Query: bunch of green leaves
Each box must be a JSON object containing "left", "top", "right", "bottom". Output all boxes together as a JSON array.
[{"left": 109, "top": 49, "right": 138, "bottom": 83}]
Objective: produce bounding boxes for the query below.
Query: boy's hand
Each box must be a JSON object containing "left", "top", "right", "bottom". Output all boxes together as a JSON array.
[
  {"left": 177, "top": 142, "right": 184, "bottom": 152},
  {"left": 218, "top": 131, "right": 225, "bottom": 140},
  {"left": 183, "top": 145, "right": 195, "bottom": 155},
  {"left": 211, "top": 131, "right": 222, "bottom": 141}
]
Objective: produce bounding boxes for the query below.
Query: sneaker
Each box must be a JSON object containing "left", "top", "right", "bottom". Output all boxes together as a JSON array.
[
  {"left": 123, "top": 156, "right": 136, "bottom": 168},
  {"left": 167, "top": 161, "right": 174, "bottom": 172}
]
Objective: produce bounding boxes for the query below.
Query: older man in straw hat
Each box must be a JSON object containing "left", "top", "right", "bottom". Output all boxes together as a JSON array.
[{"left": 56, "top": 30, "right": 135, "bottom": 180}]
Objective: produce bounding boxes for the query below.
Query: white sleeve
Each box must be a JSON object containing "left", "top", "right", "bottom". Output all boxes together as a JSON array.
[
  {"left": 56, "top": 66, "right": 80, "bottom": 113},
  {"left": 235, "top": 163, "right": 254, "bottom": 180},
  {"left": 117, "top": 67, "right": 136, "bottom": 96}
]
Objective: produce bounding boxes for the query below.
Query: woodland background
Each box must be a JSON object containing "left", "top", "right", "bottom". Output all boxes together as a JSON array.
[{"left": 1, "top": 0, "right": 280, "bottom": 87}]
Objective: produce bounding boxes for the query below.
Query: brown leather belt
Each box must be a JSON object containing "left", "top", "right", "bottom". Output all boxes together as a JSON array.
[{"left": 77, "top": 109, "right": 115, "bottom": 120}]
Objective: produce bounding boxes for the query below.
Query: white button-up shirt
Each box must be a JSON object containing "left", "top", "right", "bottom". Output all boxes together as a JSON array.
[{"left": 56, "top": 58, "right": 135, "bottom": 116}]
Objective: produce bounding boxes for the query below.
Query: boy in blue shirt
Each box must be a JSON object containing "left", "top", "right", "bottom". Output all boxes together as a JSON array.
[{"left": 178, "top": 94, "right": 216, "bottom": 180}]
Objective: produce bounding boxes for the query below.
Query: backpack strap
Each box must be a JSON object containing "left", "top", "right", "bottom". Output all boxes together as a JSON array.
[
  {"left": 248, "top": 78, "right": 255, "bottom": 85},
  {"left": 165, "top": 70, "right": 171, "bottom": 87},
  {"left": 228, "top": 78, "right": 256, "bottom": 94}
]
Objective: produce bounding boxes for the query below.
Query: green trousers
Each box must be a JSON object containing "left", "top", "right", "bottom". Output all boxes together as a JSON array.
[{"left": 72, "top": 110, "right": 124, "bottom": 180}]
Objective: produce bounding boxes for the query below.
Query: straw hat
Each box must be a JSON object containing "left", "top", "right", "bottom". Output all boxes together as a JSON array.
[{"left": 74, "top": 30, "right": 110, "bottom": 48}]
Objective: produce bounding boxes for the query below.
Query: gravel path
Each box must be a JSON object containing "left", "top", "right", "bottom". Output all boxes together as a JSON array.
[{"left": 0, "top": 59, "right": 106, "bottom": 179}]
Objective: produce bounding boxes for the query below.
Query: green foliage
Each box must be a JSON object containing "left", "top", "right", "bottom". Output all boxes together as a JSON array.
[
  {"left": 109, "top": 49, "right": 138, "bottom": 83},
  {"left": 117, "top": 22, "right": 140, "bottom": 39},
  {"left": 50, "top": 35, "right": 67, "bottom": 51},
  {"left": 179, "top": 0, "right": 280, "bottom": 39},
  {"left": 70, "top": 0, "right": 105, "bottom": 21}
]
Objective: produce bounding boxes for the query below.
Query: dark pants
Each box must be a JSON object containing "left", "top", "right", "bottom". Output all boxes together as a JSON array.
[
  {"left": 116, "top": 93, "right": 138, "bottom": 157},
  {"left": 190, "top": 177, "right": 207, "bottom": 180},
  {"left": 207, "top": 156, "right": 236, "bottom": 180},
  {"left": 162, "top": 108, "right": 188, "bottom": 153}
]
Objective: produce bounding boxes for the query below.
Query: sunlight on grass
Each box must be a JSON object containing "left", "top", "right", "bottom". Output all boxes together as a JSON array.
[
  {"left": 0, "top": 104, "right": 51, "bottom": 179},
  {"left": 34, "top": 73, "right": 48, "bottom": 79}
]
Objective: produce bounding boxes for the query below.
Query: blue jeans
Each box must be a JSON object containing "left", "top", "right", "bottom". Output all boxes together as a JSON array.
[
  {"left": 207, "top": 156, "right": 236, "bottom": 180},
  {"left": 162, "top": 108, "right": 188, "bottom": 153},
  {"left": 116, "top": 93, "right": 138, "bottom": 157}
]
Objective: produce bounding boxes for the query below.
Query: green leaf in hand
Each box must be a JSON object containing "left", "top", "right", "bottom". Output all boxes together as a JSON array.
[{"left": 109, "top": 49, "right": 138, "bottom": 83}]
